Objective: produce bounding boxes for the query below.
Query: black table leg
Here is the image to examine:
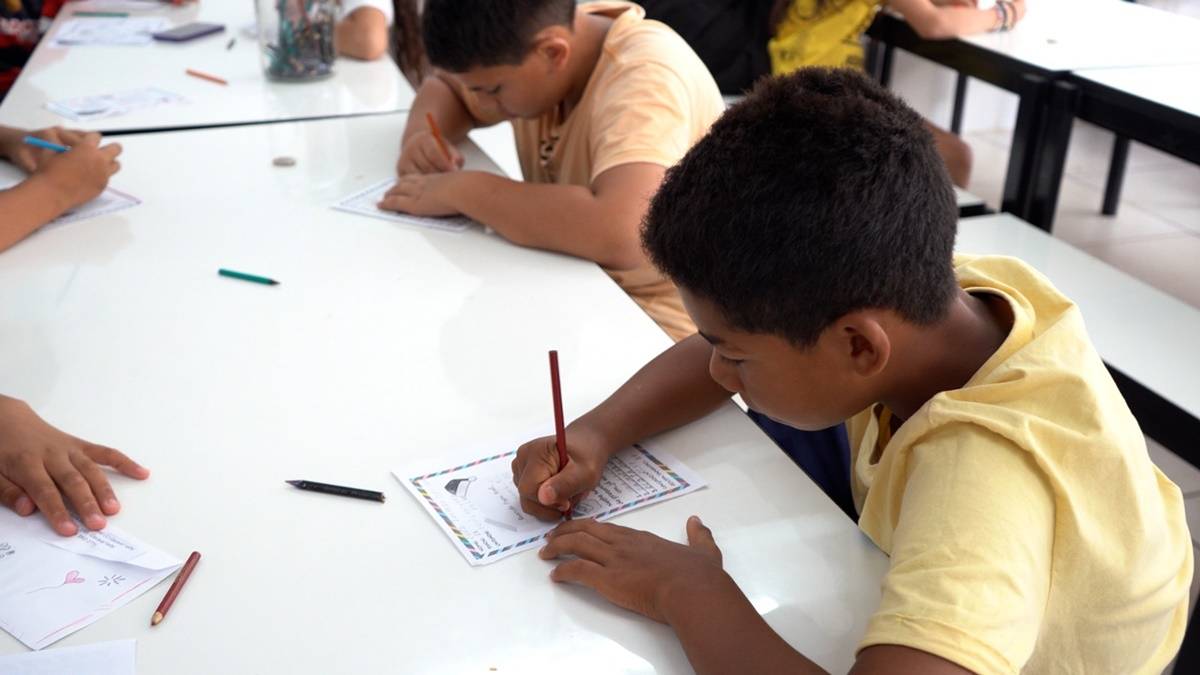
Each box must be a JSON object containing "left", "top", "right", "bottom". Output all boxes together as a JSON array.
[
  {"left": 1026, "top": 80, "right": 1079, "bottom": 232},
  {"left": 951, "top": 73, "right": 968, "bottom": 135},
  {"left": 1103, "top": 136, "right": 1131, "bottom": 216},
  {"left": 1002, "top": 73, "right": 1050, "bottom": 222}
]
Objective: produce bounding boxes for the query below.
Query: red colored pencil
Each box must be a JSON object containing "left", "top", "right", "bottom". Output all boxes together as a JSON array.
[
  {"left": 151, "top": 551, "right": 201, "bottom": 626},
  {"left": 185, "top": 68, "right": 227, "bottom": 86},
  {"left": 425, "top": 112, "right": 453, "bottom": 164},
  {"left": 548, "top": 350, "right": 571, "bottom": 519}
]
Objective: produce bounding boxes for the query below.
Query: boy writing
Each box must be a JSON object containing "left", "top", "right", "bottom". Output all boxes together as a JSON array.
[
  {"left": 511, "top": 69, "right": 1192, "bottom": 674},
  {"left": 379, "top": 0, "right": 724, "bottom": 341}
]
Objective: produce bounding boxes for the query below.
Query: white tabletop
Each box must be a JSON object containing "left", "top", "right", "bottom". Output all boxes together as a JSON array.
[
  {"left": 0, "top": 114, "right": 887, "bottom": 673},
  {"left": 957, "top": 213, "right": 1200, "bottom": 421},
  {"left": 954, "top": 186, "right": 985, "bottom": 209},
  {"left": 957, "top": 0, "right": 1200, "bottom": 72},
  {"left": 1073, "top": 63, "right": 1200, "bottom": 119},
  {"left": 0, "top": 0, "right": 415, "bottom": 134}
]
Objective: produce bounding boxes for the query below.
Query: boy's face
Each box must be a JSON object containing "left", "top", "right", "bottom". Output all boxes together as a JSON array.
[
  {"left": 680, "top": 288, "right": 885, "bottom": 431},
  {"left": 451, "top": 38, "right": 572, "bottom": 120}
]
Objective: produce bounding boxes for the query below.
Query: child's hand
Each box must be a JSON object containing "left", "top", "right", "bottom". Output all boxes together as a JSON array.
[
  {"left": 2, "top": 126, "right": 91, "bottom": 173},
  {"left": 377, "top": 172, "right": 461, "bottom": 216},
  {"left": 539, "top": 516, "right": 731, "bottom": 624},
  {"left": 31, "top": 134, "right": 122, "bottom": 211},
  {"left": 1007, "top": 0, "right": 1026, "bottom": 26},
  {"left": 0, "top": 396, "right": 149, "bottom": 536},
  {"left": 396, "top": 130, "right": 464, "bottom": 175},
  {"left": 511, "top": 429, "right": 613, "bottom": 521}
]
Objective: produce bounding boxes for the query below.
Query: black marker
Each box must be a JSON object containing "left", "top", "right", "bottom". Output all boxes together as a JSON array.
[{"left": 285, "top": 480, "right": 385, "bottom": 503}]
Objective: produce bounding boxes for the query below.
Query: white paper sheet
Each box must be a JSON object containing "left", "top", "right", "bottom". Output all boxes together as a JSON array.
[
  {"left": 397, "top": 443, "right": 706, "bottom": 566},
  {"left": 45, "top": 87, "right": 186, "bottom": 122},
  {"left": 332, "top": 178, "right": 477, "bottom": 233},
  {"left": 0, "top": 175, "right": 140, "bottom": 227},
  {"left": 50, "top": 17, "right": 169, "bottom": 47},
  {"left": 0, "top": 510, "right": 182, "bottom": 650},
  {"left": 0, "top": 639, "right": 135, "bottom": 674}
]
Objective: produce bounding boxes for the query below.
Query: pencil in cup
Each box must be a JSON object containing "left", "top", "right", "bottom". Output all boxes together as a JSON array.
[{"left": 151, "top": 551, "right": 201, "bottom": 626}]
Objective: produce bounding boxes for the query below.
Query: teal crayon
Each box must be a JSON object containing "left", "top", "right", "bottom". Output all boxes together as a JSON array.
[
  {"left": 218, "top": 268, "right": 279, "bottom": 286},
  {"left": 23, "top": 136, "right": 69, "bottom": 153},
  {"left": 73, "top": 11, "right": 129, "bottom": 17}
]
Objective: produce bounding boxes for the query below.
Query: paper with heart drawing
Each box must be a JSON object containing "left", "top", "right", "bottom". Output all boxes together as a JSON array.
[
  {"left": 0, "top": 509, "right": 182, "bottom": 650},
  {"left": 397, "top": 442, "right": 706, "bottom": 566}
]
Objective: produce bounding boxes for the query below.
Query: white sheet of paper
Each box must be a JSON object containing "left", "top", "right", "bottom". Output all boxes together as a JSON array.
[
  {"left": 45, "top": 87, "right": 187, "bottom": 122},
  {"left": 50, "top": 17, "right": 169, "bottom": 47},
  {"left": 0, "top": 639, "right": 135, "bottom": 675},
  {"left": 0, "top": 174, "right": 139, "bottom": 227},
  {"left": 0, "top": 510, "right": 182, "bottom": 650},
  {"left": 332, "top": 178, "right": 476, "bottom": 233},
  {"left": 397, "top": 443, "right": 706, "bottom": 566}
]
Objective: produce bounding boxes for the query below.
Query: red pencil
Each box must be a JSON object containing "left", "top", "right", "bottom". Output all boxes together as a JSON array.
[
  {"left": 151, "top": 551, "right": 201, "bottom": 626},
  {"left": 548, "top": 350, "right": 571, "bottom": 519},
  {"left": 425, "top": 112, "right": 453, "bottom": 164},
  {"left": 185, "top": 68, "right": 227, "bottom": 86}
]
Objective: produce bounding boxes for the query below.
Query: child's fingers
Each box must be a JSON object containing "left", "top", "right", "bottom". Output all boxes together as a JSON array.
[
  {"left": 549, "top": 516, "right": 622, "bottom": 544},
  {"left": 71, "top": 452, "right": 120, "bottom": 515},
  {"left": 549, "top": 559, "right": 609, "bottom": 590},
  {"left": 539, "top": 531, "right": 614, "bottom": 564},
  {"left": 0, "top": 474, "right": 34, "bottom": 516},
  {"left": 539, "top": 458, "right": 600, "bottom": 512},
  {"left": 82, "top": 443, "right": 150, "bottom": 479},
  {"left": 18, "top": 464, "right": 78, "bottom": 536},
  {"left": 99, "top": 143, "right": 122, "bottom": 161},
  {"left": 46, "top": 454, "right": 106, "bottom": 531},
  {"left": 108, "top": 159, "right": 121, "bottom": 177}
]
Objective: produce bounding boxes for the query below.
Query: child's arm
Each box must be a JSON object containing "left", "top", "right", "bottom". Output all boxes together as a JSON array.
[
  {"left": 335, "top": 6, "right": 390, "bottom": 61},
  {"left": 380, "top": 160, "right": 667, "bottom": 269},
  {"left": 888, "top": 0, "right": 1025, "bottom": 39},
  {"left": 0, "top": 395, "right": 149, "bottom": 537},
  {"left": 511, "top": 335, "right": 730, "bottom": 519},
  {"left": 395, "top": 75, "right": 486, "bottom": 175},
  {"left": 0, "top": 133, "right": 122, "bottom": 252}
]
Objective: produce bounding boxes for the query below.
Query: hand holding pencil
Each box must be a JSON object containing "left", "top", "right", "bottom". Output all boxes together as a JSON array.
[
  {"left": 510, "top": 352, "right": 615, "bottom": 522},
  {"left": 395, "top": 112, "right": 464, "bottom": 176}
]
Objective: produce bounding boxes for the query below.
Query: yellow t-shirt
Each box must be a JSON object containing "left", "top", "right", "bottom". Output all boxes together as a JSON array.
[
  {"left": 848, "top": 255, "right": 1192, "bottom": 674},
  {"left": 456, "top": 2, "right": 724, "bottom": 341},
  {"left": 768, "top": 0, "right": 881, "bottom": 73}
]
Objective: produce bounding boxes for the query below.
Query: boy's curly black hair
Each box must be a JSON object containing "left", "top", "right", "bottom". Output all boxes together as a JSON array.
[
  {"left": 422, "top": 0, "right": 576, "bottom": 73},
  {"left": 643, "top": 68, "right": 959, "bottom": 346}
]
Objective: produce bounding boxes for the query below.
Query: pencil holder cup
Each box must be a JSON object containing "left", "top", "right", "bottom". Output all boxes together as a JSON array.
[{"left": 256, "top": 0, "right": 337, "bottom": 82}]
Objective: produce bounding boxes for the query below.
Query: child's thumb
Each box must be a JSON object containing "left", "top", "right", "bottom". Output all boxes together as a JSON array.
[
  {"left": 537, "top": 460, "right": 594, "bottom": 511},
  {"left": 686, "top": 516, "right": 721, "bottom": 562}
]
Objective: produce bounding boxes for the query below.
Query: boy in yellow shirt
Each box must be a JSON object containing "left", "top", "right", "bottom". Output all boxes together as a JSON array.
[
  {"left": 379, "top": 0, "right": 724, "bottom": 341},
  {"left": 511, "top": 69, "right": 1192, "bottom": 674}
]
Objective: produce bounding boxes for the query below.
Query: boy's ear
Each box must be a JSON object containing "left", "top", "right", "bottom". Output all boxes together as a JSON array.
[
  {"left": 532, "top": 31, "right": 571, "bottom": 71},
  {"left": 836, "top": 312, "right": 891, "bottom": 378}
]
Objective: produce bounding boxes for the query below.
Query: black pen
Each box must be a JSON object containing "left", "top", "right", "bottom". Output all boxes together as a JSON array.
[{"left": 285, "top": 480, "right": 386, "bottom": 502}]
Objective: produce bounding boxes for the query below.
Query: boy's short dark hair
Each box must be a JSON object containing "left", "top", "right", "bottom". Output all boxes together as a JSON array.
[
  {"left": 643, "top": 68, "right": 959, "bottom": 346},
  {"left": 422, "top": 0, "right": 576, "bottom": 73}
]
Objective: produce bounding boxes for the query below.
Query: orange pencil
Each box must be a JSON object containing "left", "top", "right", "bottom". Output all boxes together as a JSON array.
[
  {"left": 151, "top": 551, "right": 201, "bottom": 626},
  {"left": 185, "top": 68, "right": 227, "bottom": 86},
  {"left": 425, "top": 112, "right": 453, "bottom": 163}
]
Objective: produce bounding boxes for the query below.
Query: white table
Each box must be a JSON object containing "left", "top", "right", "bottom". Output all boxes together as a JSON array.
[
  {"left": 0, "top": 114, "right": 887, "bottom": 673},
  {"left": 0, "top": 0, "right": 415, "bottom": 134},
  {"left": 959, "top": 0, "right": 1200, "bottom": 72},
  {"left": 954, "top": 186, "right": 986, "bottom": 216},
  {"left": 956, "top": 213, "right": 1200, "bottom": 443}
]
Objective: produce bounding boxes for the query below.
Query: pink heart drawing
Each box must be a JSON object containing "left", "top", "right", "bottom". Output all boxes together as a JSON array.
[{"left": 64, "top": 570, "right": 84, "bottom": 584}]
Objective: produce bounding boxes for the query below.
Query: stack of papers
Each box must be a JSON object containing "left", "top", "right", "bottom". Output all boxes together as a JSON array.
[{"left": 0, "top": 510, "right": 182, "bottom": 650}]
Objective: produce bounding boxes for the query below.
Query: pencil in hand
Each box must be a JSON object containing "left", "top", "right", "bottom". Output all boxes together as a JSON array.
[
  {"left": 549, "top": 350, "right": 571, "bottom": 519},
  {"left": 151, "top": 551, "right": 201, "bottom": 626},
  {"left": 425, "top": 112, "right": 454, "bottom": 165}
]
